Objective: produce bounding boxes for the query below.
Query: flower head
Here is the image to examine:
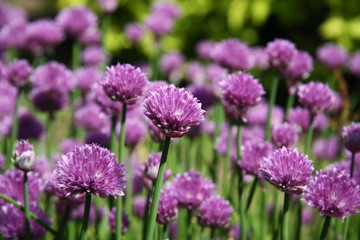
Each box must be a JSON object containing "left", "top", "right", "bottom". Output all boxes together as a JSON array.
[
  {"left": 75, "top": 66, "right": 102, "bottom": 93},
  {"left": 196, "top": 40, "right": 216, "bottom": 60},
  {"left": 145, "top": 152, "right": 162, "bottom": 180},
  {"left": 266, "top": 38, "right": 297, "bottom": 70},
  {"left": 101, "top": 63, "right": 148, "bottom": 104},
  {"left": 342, "top": 122, "right": 360, "bottom": 153},
  {"left": 6, "top": 59, "right": 32, "bottom": 87},
  {"left": 198, "top": 195, "right": 233, "bottom": 228},
  {"left": 297, "top": 82, "right": 333, "bottom": 114},
  {"left": 259, "top": 147, "right": 314, "bottom": 194},
  {"left": 349, "top": 51, "right": 360, "bottom": 77},
  {"left": 12, "top": 139, "right": 36, "bottom": 172},
  {"left": 313, "top": 136, "right": 341, "bottom": 161},
  {"left": 187, "top": 84, "right": 216, "bottom": 110},
  {"left": 152, "top": 1, "right": 181, "bottom": 19},
  {"left": 287, "top": 107, "right": 310, "bottom": 132},
  {"left": 249, "top": 47, "right": 270, "bottom": 70},
  {"left": 157, "top": 190, "right": 178, "bottom": 224},
  {"left": 133, "top": 196, "right": 147, "bottom": 218},
  {"left": 145, "top": 13, "right": 173, "bottom": 37},
  {"left": 75, "top": 102, "right": 109, "bottom": 132},
  {"left": 55, "top": 144, "right": 126, "bottom": 198},
  {"left": 272, "top": 123, "right": 299, "bottom": 148},
  {"left": 81, "top": 45, "right": 106, "bottom": 66},
  {"left": 124, "top": 23, "right": 144, "bottom": 44},
  {"left": 160, "top": 51, "right": 184, "bottom": 77},
  {"left": 144, "top": 84, "right": 205, "bottom": 138},
  {"left": 303, "top": 168, "right": 360, "bottom": 220},
  {"left": 98, "top": 0, "right": 118, "bottom": 13},
  {"left": 317, "top": 43, "right": 348, "bottom": 69}
]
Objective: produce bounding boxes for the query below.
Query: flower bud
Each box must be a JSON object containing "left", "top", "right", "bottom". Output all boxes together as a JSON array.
[{"left": 12, "top": 140, "right": 36, "bottom": 172}]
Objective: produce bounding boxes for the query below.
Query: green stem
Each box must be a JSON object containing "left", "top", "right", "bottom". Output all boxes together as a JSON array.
[
  {"left": 142, "top": 190, "right": 152, "bottom": 240},
  {"left": 151, "top": 41, "right": 160, "bottom": 80},
  {"left": 272, "top": 190, "right": 280, "bottom": 240},
  {"left": 46, "top": 112, "right": 54, "bottom": 160},
  {"left": 7, "top": 90, "right": 22, "bottom": 168},
  {"left": 55, "top": 204, "right": 71, "bottom": 240},
  {"left": 285, "top": 93, "right": 295, "bottom": 117},
  {"left": 319, "top": 216, "right": 331, "bottom": 240},
  {"left": 6, "top": 48, "right": 18, "bottom": 63},
  {"left": 23, "top": 172, "right": 31, "bottom": 240},
  {"left": 350, "top": 152, "right": 355, "bottom": 178},
  {"left": 342, "top": 217, "right": 350, "bottom": 240},
  {"left": 162, "top": 224, "right": 168, "bottom": 240},
  {"left": 281, "top": 193, "right": 290, "bottom": 240},
  {"left": 0, "top": 194, "right": 56, "bottom": 235},
  {"left": 125, "top": 151, "right": 134, "bottom": 219},
  {"left": 304, "top": 116, "right": 314, "bottom": 155},
  {"left": 71, "top": 42, "right": 81, "bottom": 70},
  {"left": 265, "top": 76, "right": 280, "bottom": 141},
  {"left": 145, "top": 136, "right": 171, "bottom": 240},
  {"left": 223, "top": 123, "right": 233, "bottom": 196},
  {"left": 295, "top": 201, "right": 303, "bottom": 240},
  {"left": 110, "top": 115, "right": 118, "bottom": 153},
  {"left": 259, "top": 190, "right": 266, "bottom": 240},
  {"left": 78, "top": 193, "right": 92, "bottom": 240},
  {"left": 210, "top": 228, "right": 215, "bottom": 238},
  {"left": 246, "top": 178, "right": 258, "bottom": 211}
]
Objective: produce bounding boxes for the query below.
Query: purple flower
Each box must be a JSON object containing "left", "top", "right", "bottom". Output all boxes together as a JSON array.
[
  {"left": 109, "top": 208, "right": 130, "bottom": 234},
  {"left": 186, "top": 61, "right": 205, "bottom": 84},
  {"left": 124, "top": 23, "right": 144, "bottom": 44},
  {"left": 75, "top": 66, "right": 102, "bottom": 93},
  {"left": 0, "top": 153, "right": 4, "bottom": 172},
  {"left": 249, "top": 47, "right": 270, "bottom": 70},
  {"left": 206, "top": 64, "right": 228, "bottom": 97},
  {"left": 146, "top": 117, "right": 165, "bottom": 143},
  {"left": 145, "top": 13, "right": 173, "bottom": 37},
  {"left": 272, "top": 123, "right": 299, "bottom": 148},
  {"left": 317, "top": 43, "right": 348, "bottom": 69},
  {"left": 30, "top": 87, "right": 69, "bottom": 112},
  {"left": 78, "top": 26, "right": 101, "bottom": 45},
  {"left": 101, "top": 63, "right": 148, "bottom": 104},
  {"left": 342, "top": 122, "right": 360, "bottom": 153},
  {"left": 247, "top": 102, "right": 284, "bottom": 127},
  {"left": 75, "top": 102, "right": 109, "bottom": 132},
  {"left": 196, "top": 40, "right": 216, "bottom": 60},
  {"left": 12, "top": 139, "right": 36, "bottom": 172},
  {"left": 297, "top": 82, "right": 333, "bottom": 114},
  {"left": 117, "top": 117, "right": 147, "bottom": 149},
  {"left": 0, "top": 22, "right": 28, "bottom": 50},
  {"left": 133, "top": 196, "right": 147, "bottom": 218},
  {"left": 287, "top": 107, "right": 310, "bottom": 132},
  {"left": 328, "top": 91, "right": 342, "bottom": 114},
  {"left": 187, "top": 84, "right": 216, "bottom": 110},
  {"left": 313, "top": 113, "right": 328, "bottom": 132},
  {"left": 166, "top": 170, "right": 215, "bottom": 209},
  {"left": 55, "top": 144, "right": 126, "bottom": 198},
  {"left": 145, "top": 152, "right": 162, "bottom": 180},
  {"left": 198, "top": 195, "right": 233, "bottom": 228},
  {"left": 60, "top": 138, "right": 83, "bottom": 154},
  {"left": 303, "top": 168, "right": 360, "bottom": 220},
  {"left": 0, "top": 2, "right": 27, "bottom": 27},
  {"left": 313, "top": 136, "right": 341, "bottom": 161},
  {"left": 84, "top": 131, "right": 110, "bottom": 149},
  {"left": 81, "top": 45, "right": 106, "bottom": 66},
  {"left": 56, "top": 6, "right": 97, "bottom": 37},
  {"left": 157, "top": 190, "right": 178, "bottom": 224},
  {"left": 6, "top": 59, "right": 32, "bottom": 87},
  {"left": 349, "top": 51, "right": 360, "bottom": 77},
  {"left": 266, "top": 38, "right": 297, "bottom": 70},
  {"left": 159, "top": 51, "right": 184, "bottom": 77},
  {"left": 0, "top": 203, "right": 50, "bottom": 240},
  {"left": 143, "top": 84, "right": 205, "bottom": 138},
  {"left": 98, "top": 0, "right": 118, "bottom": 13},
  {"left": 0, "top": 81, "right": 17, "bottom": 121},
  {"left": 259, "top": 147, "right": 314, "bottom": 194},
  {"left": 239, "top": 140, "right": 273, "bottom": 177},
  {"left": 88, "top": 83, "right": 123, "bottom": 115},
  {"left": 152, "top": 1, "right": 181, "bottom": 20},
  {"left": 212, "top": 39, "right": 251, "bottom": 70},
  {"left": 228, "top": 225, "right": 241, "bottom": 240}
]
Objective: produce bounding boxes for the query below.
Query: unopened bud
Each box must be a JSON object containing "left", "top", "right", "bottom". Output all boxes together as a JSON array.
[{"left": 12, "top": 140, "right": 36, "bottom": 172}]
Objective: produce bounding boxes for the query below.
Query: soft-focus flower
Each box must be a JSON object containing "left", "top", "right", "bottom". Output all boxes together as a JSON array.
[
  {"left": 143, "top": 84, "right": 205, "bottom": 138},
  {"left": 6, "top": 59, "right": 32, "bottom": 87},
  {"left": 84, "top": 131, "right": 110, "bottom": 149},
  {"left": 160, "top": 51, "right": 184, "bottom": 77},
  {"left": 0, "top": 22, "right": 28, "bottom": 49},
  {"left": 145, "top": 13, "right": 173, "bottom": 37},
  {"left": 312, "top": 113, "right": 328, "bottom": 132},
  {"left": 198, "top": 195, "right": 233, "bottom": 228},
  {"left": 328, "top": 91, "right": 342, "bottom": 115},
  {"left": 247, "top": 102, "right": 284, "bottom": 127},
  {"left": 88, "top": 83, "right": 123, "bottom": 115},
  {"left": 75, "top": 102, "right": 109, "bottom": 132},
  {"left": 101, "top": 63, "right": 148, "bottom": 104},
  {"left": 196, "top": 40, "right": 216, "bottom": 60},
  {"left": 133, "top": 196, "right": 147, "bottom": 218},
  {"left": 349, "top": 51, "right": 360, "bottom": 77},
  {"left": 75, "top": 66, "right": 102, "bottom": 93},
  {"left": 152, "top": 1, "right": 181, "bottom": 20},
  {"left": 249, "top": 47, "right": 270, "bottom": 70},
  {"left": 212, "top": 39, "right": 251, "bottom": 70},
  {"left": 124, "top": 23, "right": 144, "bottom": 44},
  {"left": 259, "top": 147, "right": 314, "bottom": 194},
  {"left": 145, "top": 117, "right": 165, "bottom": 143},
  {"left": 117, "top": 117, "right": 147, "bottom": 149},
  {"left": 186, "top": 61, "right": 205, "bottom": 84},
  {"left": 166, "top": 170, "right": 215, "bottom": 209},
  {"left": 157, "top": 190, "right": 178, "bottom": 224},
  {"left": 303, "top": 168, "right": 360, "bottom": 220},
  {"left": 313, "top": 136, "right": 341, "bottom": 161},
  {"left": 266, "top": 38, "right": 297, "bottom": 70},
  {"left": 272, "top": 123, "right": 299, "bottom": 148},
  {"left": 98, "top": 0, "right": 118, "bottom": 13},
  {"left": 12, "top": 139, "right": 36, "bottom": 172},
  {"left": 0, "top": 2, "right": 27, "bottom": 27},
  {"left": 60, "top": 138, "right": 83, "bottom": 154},
  {"left": 342, "top": 122, "right": 360, "bottom": 153},
  {"left": 288, "top": 107, "right": 310, "bottom": 132},
  {"left": 109, "top": 208, "right": 130, "bottom": 234},
  {"left": 239, "top": 140, "right": 273, "bottom": 177},
  {"left": 297, "top": 82, "right": 333, "bottom": 114},
  {"left": 317, "top": 43, "right": 348, "bottom": 69},
  {"left": 81, "top": 45, "right": 106, "bottom": 66},
  {"left": 0, "top": 153, "right": 4, "bottom": 172},
  {"left": 55, "top": 144, "right": 126, "bottom": 198},
  {"left": 206, "top": 64, "right": 228, "bottom": 97},
  {"left": 78, "top": 26, "right": 101, "bottom": 45},
  {"left": 187, "top": 84, "right": 216, "bottom": 110}
]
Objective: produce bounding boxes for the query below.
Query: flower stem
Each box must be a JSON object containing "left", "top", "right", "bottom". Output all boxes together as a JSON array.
[
  {"left": 23, "top": 172, "right": 31, "bottom": 240},
  {"left": 0, "top": 194, "right": 56, "bottom": 235},
  {"left": 55, "top": 204, "right": 71, "bottom": 240},
  {"left": 246, "top": 178, "right": 258, "bottom": 211},
  {"left": 304, "top": 116, "right": 314, "bottom": 155},
  {"left": 342, "top": 217, "right": 350, "bottom": 240},
  {"left": 281, "top": 193, "right": 290, "bottom": 240},
  {"left": 272, "top": 190, "right": 280, "bottom": 240},
  {"left": 79, "top": 193, "right": 92, "bottom": 240},
  {"left": 142, "top": 190, "right": 152, "bottom": 240},
  {"left": 162, "top": 224, "right": 168, "bottom": 240},
  {"left": 7, "top": 90, "right": 22, "bottom": 169},
  {"left": 224, "top": 123, "right": 233, "bottom": 197},
  {"left": 295, "top": 201, "right": 303, "bottom": 240},
  {"left": 145, "top": 136, "right": 171, "bottom": 240},
  {"left": 71, "top": 42, "right": 81, "bottom": 70},
  {"left": 46, "top": 112, "right": 55, "bottom": 160},
  {"left": 265, "top": 76, "right": 280, "bottom": 141},
  {"left": 350, "top": 152, "right": 355, "bottom": 178},
  {"left": 285, "top": 93, "right": 295, "bottom": 117},
  {"left": 318, "top": 216, "right": 331, "bottom": 240}
]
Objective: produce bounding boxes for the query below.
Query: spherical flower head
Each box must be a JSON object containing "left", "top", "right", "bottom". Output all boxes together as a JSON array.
[
  {"left": 157, "top": 190, "right": 178, "bottom": 224},
  {"left": 303, "top": 168, "right": 360, "bottom": 220},
  {"left": 143, "top": 84, "right": 205, "bottom": 138},
  {"left": 166, "top": 170, "right": 215, "bottom": 209},
  {"left": 220, "top": 72, "right": 265, "bottom": 118},
  {"left": 297, "top": 82, "right": 333, "bottom": 114},
  {"left": 61, "top": 138, "right": 83, "bottom": 154},
  {"left": 117, "top": 117, "right": 146, "bottom": 148},
  {"left": 12, "top": 139, "right": 36, "bottom": 172},
  {"left": 160, "top": 51, "right": 184, "bottom": 77},
  {"left": 84, "top": 131, "right": 110, "bottom": 150},
  {"left": 212, "top": 39, "right": 251, "bottom": 70},
  {"left": 186, "top": 61, "right": 205, "bottom": 84},
  {"left": 249, "top": 47, "right": 270, "bottom": 70},
  {"left": 145, "top": 152, "right": 162, "bottom": 180},
  {"left": 198, "top": 195, "right": 233, "bottom": 228},
  {"left": 247, "top": 102, "right": 284, "bottom": 127},
  {"left": 0, "top": 203, "right": 50, "bottom": 240},
  {"left": 109, "top": 208, "right": 130, "bottom": 234},
  {"left": 124, "top": 23, "right": 144, "bottom": 44},
  {"left": 328, "top": 91, "right": 342, "bottom": 115},
  {"left": 287, "top": 107, "right": 310, "bottom": 132},
  {"left": 239, "top": 140, "right": 273, "bottom": 177},
  {"left": 206, "top": 64, "right": 228, "bottom": 97},
  {"left": 272, "top": 123, "right": 299, "bottom": 148},
  {"left": 313, "top": 136, "right": 341, "bottom": 161},
  {"left": 187, "top": 84, "right": 216, "bottom": 110},
  {"left": 349, "top": 51, "right": 360, "bottom": 77},
  {"left": 75, "top": 66, "right": 102, "bottom": 93},
  {"left": 152, "top": 1, "right": 181, "bottom": 20},
  {"left": 259, "top": 147, "right": 314, "bottom": 194},
  {"left": 0, "top": 22, "right": 28, "bottom": 49},
  {"left": 81, "top": 45, "right": 106, "bottom": 66},
  {"left": 312, "top": 113, "right": 328, "bottom": 132},
  {"left": 75, "top": 102, "right": 109, "bottom": 132},
  {"left": 145, "top": 13, "right": 173, "bottom": 37},
  {"left": 88, "top": 83, "right": 123, "bottom": 115},
  {"left": 56, "top": 6, "right": 98, "bottom": 37},
  {"left": 101, "top": 63, "right": 148, "bottom": 104},
  {"left": 7, "top": 59, "right": 32, "bottom": 87},
  {"left": 78, "top": 26, "right": 101, "bottom": 45},
  {"left": 0, "top": 2, "right": 27, "bottom": 27},
  {"left": 317, "top": 43, "right": 348, "bottom": 69},
  {"left": 196, "top": 40, "right": 216, "bottom": 60},
  {"left": 266, "top": 38, "right": 297, "bottom": 70},
  {"left": 55, "top": 144, "right": 126, "bottom": 198},
  {"left": 133, "top": 196, "right": 147, "bottom": 218},
  {"left": 98, "top": 0, "right": 118, "bottom": 13},
  {"left": 30, "top": 87, "right": 69, "bottom": 112},
  {"left": 342, "top": 122, "right": 360, "bottom": 153},
  {"left": 0, "top": 81, "right": 16, "bottom": 117}
]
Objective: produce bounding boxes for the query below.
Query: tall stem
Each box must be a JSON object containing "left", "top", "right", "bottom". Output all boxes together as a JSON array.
[
  {"left": 265, "top": 76, "right": 280, "bottom": 141},
  {"left": 318, "top": 216, "right": 331, "bottom": 240},
  {"left": 46, "top": 112, "right": 54, "bottom": 160},
  {"left": 224, "top": 123, "right": 233, "bottom": 196},
  {"left": 285, "top": 93, "right": 295, "bottom": 116},
  {"left": 237, "top": 119, "right": 246, "bottom": 240},
  {"left": 23, "top": 172, "right": 31, "bottom": 240},
  {"left": 7, "top": 90, "right": 22, "bottom": 168},
  {"left": 304, "top": 115, "right": 314, "bottom": 155},
  {"left": 295, "top": 201, "right": 302, "bottom": 240},
  {"left": 71, "top": 42, "right": 81, "bottom": 70},
  {"left": 151, "top": 40, "right": 160, "bottom": 80},
  {"left": 246, "top": 178, "right": 258, "bottom": 211},
  {"left": 142, "top": 190, "right": 152, "bottom": 240},
  {"left": 272, "top": 190, "right": 280, "bottom": 240},
  {"left": 116, "top": 103, "right": 127, "bottom": 240},
  {"left": 55, "top": 204, "right": 71, "bottom": 240},
  {"left": 78, "top": 193, "right": 92, "bottom": 240},
  {"left": 281, "top": 193, "right": 290, "bottom": 240},
  {"left": 350, "top": 152, "right": 355, "bottom": 178},
  {"left": 145, "top": 136, "right": 171, "bottom": 240},
  {"left": 162, "top": 224, "right": 168, "bottom": 240}
]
